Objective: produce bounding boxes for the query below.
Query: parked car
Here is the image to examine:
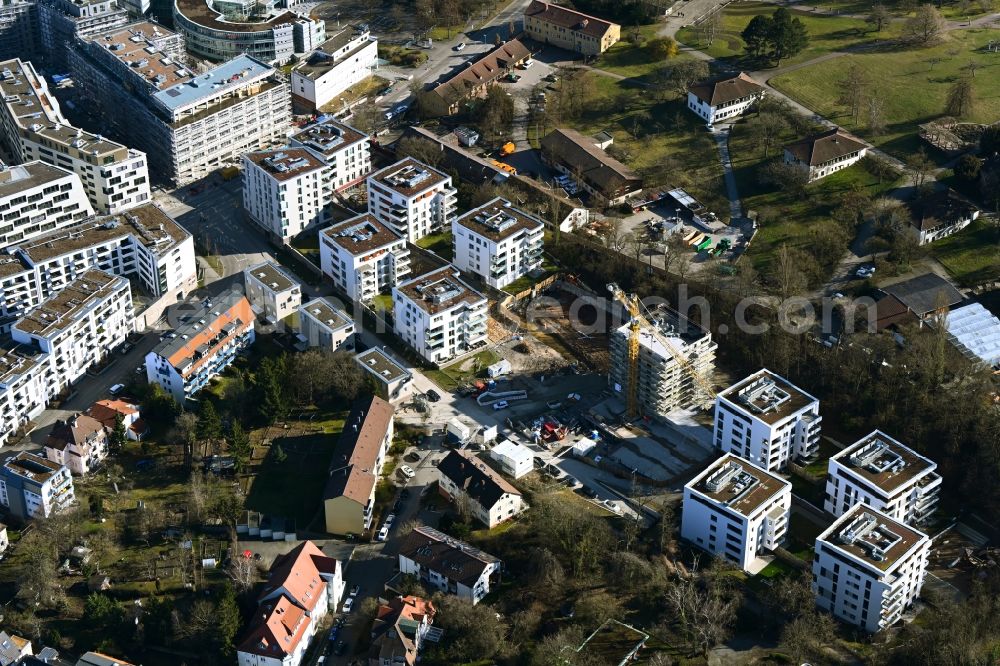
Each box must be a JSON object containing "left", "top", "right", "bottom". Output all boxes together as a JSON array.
[
  {"left": 582, "top": 486, "right": 598, "bottom": 499},
  {"left": 603, "top": 499, "right": 620, "bottom": 513},
  {"left": 399, "top": 465, "right": 416, "bottom": 479},
  {"left": 349, "top": 585, "right": 360, "bottom": 598},
  {"left": 493, "top": 400, "right": 509, "bottom": 410},
  {"left": 544, "top": 73, "right": 559, "bottom": 82},
  {"left": 342, "top": 598, "right": 354, "bottom": 613},
  {"left": 119, "top": 342, "right": 134, "bottom": 355},
  {"left": 109, "top": 383, "right": 125, "bottom": 396},
  {"left": 454, "top": 41, "right": 466, "bottom": 51},
  {"left": 385, "top": 513, "right": 396, "bottom": 526},
  {"left": 426, "top": 389, "right": 441, "bottom": 402},
  {"left": 376, "top": 525, "right": 389, "bottom": 541}
]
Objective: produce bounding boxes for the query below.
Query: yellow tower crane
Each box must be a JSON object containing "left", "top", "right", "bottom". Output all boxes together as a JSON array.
[{"left": 607, "top": 283, "right": 717, "bottom": 419}]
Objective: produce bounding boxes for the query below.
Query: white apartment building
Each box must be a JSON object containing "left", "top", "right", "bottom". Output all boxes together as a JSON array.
[
  {"left": 0, "top": 346, "right": 46, "bottom": 447},
  {"left": 354, "top": 347, "right": 411, "bottom": 404},
  {"left": 687, "top": 72, "right": 765, "bottom": 124},
  {"left": 397, "top": 525, "right": 501, "bottom": 605},
  {"left": 43, "top": 412, "right": 109, "bottom": 475},
  {"left": 145, "top": 292, "right": 255, "bottom": 403},
  {"left": 813, "top": 504, "right": 930, "bottom": 632},
  {"left": 367, "top": 158, "right": 457, "bottom": 242},
  {"left": 291, "top": 27, "right": 378, "bottom": 111},
  {"left": 289, "top": 117, "right": 370, "bottom": 194},
  {"left": 681, "top": 453, "right": 791, "bottom": 574},
  {"left": 242, "top": 148, "right": 326, "bottom": 242},
  {"left": 243, "top": 261, "right": 302, "bottom": 324},
  {"left": 11, "top": 270, "right": 133, "bottom": 399},
  {"left": 0, "top": 161, "right": 94, "bottom": 248},
  {"left": 608, "top": 304, "right": 717, "bottom": 418},
  {"left": 714, "top": 369, "right": 822, "bottom": 471},
  {"left": 297, "top": 297, "right": 354, "bottom": 352},
  {"left": 392, "top": 267, "right": 487, "bottom": 365},
  {"left": 38, "top": 0, "right": 129, "bottom": 67},
  {"left": 67, "top": 36, "right": 291, "bottom": 185},
  {"left": 0, "top": 204, "right": 196, "bottom": 325},
  {"left": 452, "top": 197, "right": 544, "bottom": 290},
  {"left": 437, "top": 449, "right": 525, "bottom": 528},
  {"left": 0, "top": 58, "right": 152, "bottom": 213},
  {"left": 319, "top": 213, "right": 410, "bottom": 303},
  {"left": 784, "top": 128, "right": 870, "bottom": 182},
  {"left": 825, "top": 431, "right": 941, "bottom": 525},
  {"left": 0, "top": 451, "right": 75, "bottom": 520}
]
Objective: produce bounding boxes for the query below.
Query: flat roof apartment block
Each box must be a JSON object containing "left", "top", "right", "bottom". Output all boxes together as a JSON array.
[
  {"left": 681, "top": 453, "right": 791, "bottom": 573},
  {"left": 367, "top": 158, "right": 457, "bottom": 242},
  {"left": 813, "top": 504, "right": 930, "bottom": 632},
  {"left": 608, "top": 303, "right": 717, "bottom": 418},
  {"left": 714, "top": 369, "right": 821, "bottom": 471},
  {"left": 291, "top": 27, "right": 378, "bottom": 111},
  {"left": 0, "top": 347, "right": 46, "bottom": 447},
  {"left": 37, "top": 0, "right": 129, "bottom": 67},
  {"left": 0, "top": 161, "right": 94, "bottom": 248},
  {"left": 297, "top": 297, "right": 354, "bottom": 352},
  {"left": 0, "top": 58, "right": 152, "bottom": 213},
  {"left": 242, "top": 147, "right": 327, "bottom": 241},
  {"left": 243, "top": 261, "right": 301, "bottom": 323},
  {"left": 0, "top": 451, "right": 75, "bottom": 520},
  {"left": 392, "top": 266, "right": 488, "bottom": 364},
  {"left": 354, "top": 348, "right": 411, "bottom": 403},
  {"left": 825, "top": 430, "right": 941, "bottom": 525},
  {"left": 319, "top": 213, "right": 410, "bottom": 303},
  {"left": 452, "top": 197, "right": 544, "bottom": 290},
  {"left": 289, "top": 116, "right": 371, "bottom": 193}
]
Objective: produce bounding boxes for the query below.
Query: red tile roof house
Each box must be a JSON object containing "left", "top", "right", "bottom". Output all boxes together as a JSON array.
[
  {"left": 368, "top": 596, "right": 436, "bottom": 666},
  {"left": 237, "top": 541, "right": 344, "bottom": 666},
  {"left": 43, "top": 413, "right": 109, "bottom": 476},
  {"left": 87, "top": 399, "right": 147, "bottom": 441}
]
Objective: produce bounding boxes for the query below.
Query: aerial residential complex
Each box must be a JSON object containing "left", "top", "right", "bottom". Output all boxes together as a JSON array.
[
  {"left": 608, "top": 305, "right": 717, "bottom": 418},
  {"left": 172, "top": 0, "right": 324, "bottom": 64},
  {"left": 452, "top": 197, "right": 544, "bottom": 290},
  {"left": 323, "top": 396, "right": 393, "bottom": 535},
  {"left": 319, "top": 213, "right": 410, "bottom": 303},
  {"left": 681, "top": 453, "right": 791, "bottom": 574},
  {"left": 0, "top": 58, "right": 152, "bottom": 212},
  {"left": 145, "top": 292, "right": 255, "bottom": 403},
  {"left": 824, "top": 431, "right": 941, "bottom": 525},
  {"left": 67, "top": 28, "right": 291, "bottom": 184},
  {"left": 0, "top": 451, "right": 75, "bottom": 520},
  {"left": 289, "top": 116, "right": 371, "bottom": 193},
  {"left": 0, "top": 203, "right": 196, "bottom": 325},
  {"left": 11, "top": 270, "right": 133, "bottom": 397},
  {"left": 523, "top": 0, "right": 620, "bottom": 56},
  {"left": 367, "top": 158, "right": 457, "bottom": 243},
  {"left": 686, "top": 72, "right": 766, "bottom": 124},
  {"left": 297, "top": 297, "right": 354, "bottom": 352},
  {"left": 0, "top": 161, "right": 94, "bottom": 248},
  {"left": 392, "top": 267, "right": 488, "bottom": 364},
  {"left": 783, "top": 128, "right": 870, "bottom": 183},
  {"left": 37, "top": 0, "right": 129, "bottom": 66},
  {"left": 243, "top": 260, "right": 302, "bottom": 323},
  {"left": 397, "top": 525, "right": 501, "bottom": 605},
  {"left": 813, "top": 505, "right": 930, "bottom": 632},
  {"left": 242, "top": 147, "right": 327, "bottom": 241},
  {"left": 713, "top": 369, "right": 822, "bottom": 471},
  {"left": 290, "top": 26, "right": 378, "bottom": 111}
]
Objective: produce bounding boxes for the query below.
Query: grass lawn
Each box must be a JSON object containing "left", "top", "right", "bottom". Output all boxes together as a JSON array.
[
  {"left": 202, "top": 255, "right": 223, "bottom": 275},
  {"left": 757, "top": 558, "right": 797, "bottom": 580},
  {"left": 565, "top": 72, "right": 729, "bottom": 216},
  {"left": 415, "top": 230, "right": 454, "bottom": 260},
  {"left": 929, "top": 217, "right": 1000, "bottom": 287},
  {"left": 676, "top": 1, "right": 900, "bottom": 66},
  {"left": 502, "top": 257, "right": 559, "bottom": 295},
  {"left": 771, "top": 27, "right": 1000, "bottom": 160},
  {"left": 593, "top": 24, "right": 676, "bottom": 79},
  {"left": 424, "top": 349, "right": 501, "bottom": 391},
  {"left": 372, "top": 292, "right": 394, "bottom": 314},
  {"left": 790, "top": 473, "right": 827, "bottom": 510}
]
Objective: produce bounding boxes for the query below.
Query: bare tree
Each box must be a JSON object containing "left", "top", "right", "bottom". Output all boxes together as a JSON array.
[
  {"left": 905, "top": 148, "right": 936, "bottom": 191},
  {"left": 699, "top": 11, "right": 723, "bottom": 46},
  {"left": 226, "top": 553, "right": 257, "bottom": 595},
  {"left": 945, "top": 76, "right": 976, "bottom": 118},
  {"left": 770, "top": 243, "right": 808, "bottom": 298},
  {"left": 751, "top": 112, "right": 789, "bottom": 158},
  {"left": 867, "top": 91, "right": 888, "bottom": 135},
  {"left": 665, "top": 576, "right": 739, "bottom": 655},
  {"left": 838, "top": 63, "right": 869, "bottom": 124},
  {"left": 866, "top": 4, "right": 891, "bottom": 32},
  {"left": 904, "top": 5, "right": 946, "bottom": 45}
]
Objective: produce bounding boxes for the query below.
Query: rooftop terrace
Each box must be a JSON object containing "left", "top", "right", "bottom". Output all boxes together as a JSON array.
[
  {"left": 455, "top": 197, "right": 544, "bottom": 243},
  {"left": 396, "top": 267, "right": 485, "bottom": 315},
  {"left": 13, "top": 270, "right": 126, "bottom": 336},
  {"left": 370, "top": 158, "right": 449, "bottom": 196},
  {"left": 833, "top": 431, "right": 937, "bottom": 494},
  {"left": 822, "top": 505, "right": 926, "bottom": 571},
  {"left": 290, "top": 117, "right": 367, "bottom": 158},
  {"left": 719, "top": 369, "right": 817, "bottom": 425},
  {"left": 691, "top": 453, "right": 789, "bottom": 518}
]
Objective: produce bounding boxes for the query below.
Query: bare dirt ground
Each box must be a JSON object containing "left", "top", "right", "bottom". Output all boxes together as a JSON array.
[{"left": 508, "top": 287, "right": 612, "bottom": 373}]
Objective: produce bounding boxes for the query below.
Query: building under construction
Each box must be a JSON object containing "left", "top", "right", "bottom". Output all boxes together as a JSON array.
[{"left": 608, "top": 303, "right": 717, "bottom": 419}]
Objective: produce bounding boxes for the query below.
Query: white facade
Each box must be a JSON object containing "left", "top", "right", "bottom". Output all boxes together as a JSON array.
[
  {"left": 367, "top": 158, "right": 458, "bottom": 243},
  {"left": 0, "top": 451, "right": 75, "bottom": 520},
  {"left": 11, "top": 270, "right": 133, "bottom": 399},
  {"left": 291, "top": 28, "right": 378, "bottom": 110},
  {"left": 0, "top": 162, "right": 94, "bottom": 248},
  {"left": 289, "top": 117, "right": 371, "bottom": 194},
  {"left": 713, "top": 369, "right": 822, "bottom": 471},
  {"left": 681, "top": 453, "right": 791, "bottom": 574},
  {"left": 319, "top": 213, "right": 410, "bottom": 303},
  {"left": 354, "top": 347, "right": 412, "bottom": 403},
  {"left": 686, "top": 73, "right": 765, "bottom": 124},
  {"left": 243, "top": 261, "right": 302, "bottom": 323},
  {"left": 297, "top": 297, "right": 354, "bottom": 351},
  {"left": 488, "top": 440, "right": 533, "bottom": 479},
  {"left": 452, "top": 197, "right": 544, "bottom": 290},
  {"left": 0, "top": 205, "right": 197, "bottom": 325},
  {"left": 145, "top": 293, "right": 255, "bottom": 403},
  {"left": 824, "top": 431, "right": 941, "bottom": 525},
  {"left": 0, "top": 58, "right": 151, "bottom": 214},
  {"left": 242, "top": 148, "right": 327, "bottom": 241},
  {"left": 398, "top": 526, "right": 500, "bottom": 605},
  {"left": 0, "top": 348, "right": 46, "bottom": 447},
  {"left": 813, "top": 505, "right": 930, "bottom": 632},
  {"left": 392, "top": 267, "right": 488, "bottom": 364},
  {"left": 438, "top": 450, "right": 525, "bottom": 528}
]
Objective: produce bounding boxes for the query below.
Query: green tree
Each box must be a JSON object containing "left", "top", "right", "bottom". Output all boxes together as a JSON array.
[
  {"left": 84, "top": 593, "right": 124, "bottom": 629},
  {"left": 768, "top": 7, "right": 809, "bottom": 64},
  {"left": 474, "top": 85, "right": 515, "bottom": 144},
  {"left": 255, "top": 355, "right": 289, "bottom": 424},
  {"left": 197, "top": 399, "right": 222, "bottom": 443},
  {"left": 954, "top": 154, "right": 981, "bottom": 182},
  {"left": 741, "top": 14, "right": 771, "bottom": 56},
  {"left": 141, "top": 383, "right": 179, "bottom": 424},
  {"left": 214, "top": 583, "right": 242, "bottom": 659},
  {"left": 109, "top": 414, "right": 128, "bottom": 452},
  {"left": 228, "top": 420, "right": 252, "bottom": 473}
]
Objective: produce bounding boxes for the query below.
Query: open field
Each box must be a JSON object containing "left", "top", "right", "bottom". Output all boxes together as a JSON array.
[
  {"left": 771, "top": 27, "right": 1000, "bottom": 159},
  {"left": 676, "top": 1, "right": 902, "bottom": 65},
  {"left": 593, "top": 24, "right": 678, "bottom": 79},
  {"left": 929, "top": 217, "right": 1000, "bottom": 286}
]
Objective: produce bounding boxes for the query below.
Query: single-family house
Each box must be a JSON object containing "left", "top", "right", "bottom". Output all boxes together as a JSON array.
[
  {"left": 437, "top": 450, "right": 525, "bottom": 528},
  {"left": 687, "top": 72, "right": 765, "bottom": 124},
  {"left": 86, "top": 399, "right": 146, "bottom": 441},
  {"left": 368, "top": 595, "right": 436, "bottom": 666},
  {"left": 43, "top": 414, "right": 109, "bottom": 475},
  {"left": 907, "top": 189, "right": 980, "bottom": 245},
  {"left": 783, "top": 128, "right": 869, "bottom": 182}
]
